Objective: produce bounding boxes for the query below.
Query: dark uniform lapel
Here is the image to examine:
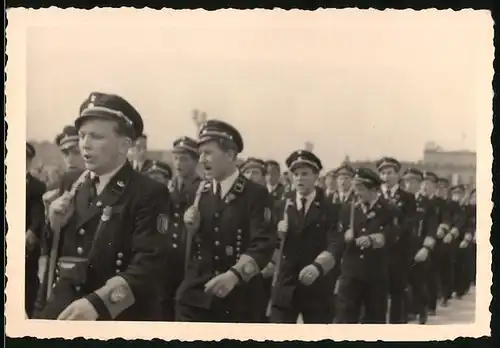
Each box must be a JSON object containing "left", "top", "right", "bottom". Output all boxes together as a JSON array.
[
  {"left": 303, "top": 188, "right": 324, "bottom": 229},
  {"left": 76, "top": 163, "right": 133, "bottom": 228},
  {"left": 215, "top": 174, "right": 246, "bottom": 214}
]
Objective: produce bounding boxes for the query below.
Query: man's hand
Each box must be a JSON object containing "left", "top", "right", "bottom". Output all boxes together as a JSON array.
[
  {"left": 25, "top": 229, "right": 38, "bottom": 252},
  {"left": 261, "top": 262, "right": 275, "bottom": 279},
  {"left": 57, "top": 298, "right": 98, "bottom": 320},
  {"left": 449, "top": 227, "right": 460, "bottom": 239},
  {"left": 184, "top": 205, "right": 200, "bottom": 230},
  {"left": 414, "top": 247, "right": 429, "bottom": 263},
  {"left": 436, "top": 224, "right": 447, "bottom": 239},
  {"left": 204, "top": 271, "right": 239, "bottom": 298},
  {"left": 344, "top": 229, "right": 354, "bottom": 242},
  {"left": 48, "top": 191, "right": 75, "bottom": 231},
  {"left": 370, "top": 233, "right": 385, "bottom": 249},
  {"left": 355, "top": 235, "right": 372, "bottom": 249},
  {"left": 298, "top": 264, "right": 320, "bottom": 286},
  {"left": 277, "top": 219, "right": 288, "bottom": 239},
  {"left": 443, "top": 233, "right": 453, "bottom": 244}
]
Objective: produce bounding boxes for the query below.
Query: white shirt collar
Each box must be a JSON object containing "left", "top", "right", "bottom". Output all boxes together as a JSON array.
[
  {"left": 296, "top": 189, "right": 316, "bottom": 213},
  {"left": 213, "top": 169, "right": 240, "bottom": 198},
  {"left": 267, "top": 183, "right": 279, "bottom": 193},
  {"left": 382, "top": 184, "right": 399, "bottom": 197},
  {"left": 91, "top": 163, "right": 125, "bottom": 194}
]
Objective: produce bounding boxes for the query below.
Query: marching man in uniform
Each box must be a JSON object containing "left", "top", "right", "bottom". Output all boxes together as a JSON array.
[
  {"left": 36, "top": 92, "right": 171, "bottom": 320},
  {"left": 161, "top": 136, "right": 202, "bottom": 320},
  {"left": 265, "top": 160, "right": 286, "bottom": 202},
  {"left": 176, "top": 120, "right": 276, "bottom": 322},
  {"left": 144, "top": 160, "right": 173, "bottom": 187},
  {"left": 335, "top": 168, "right": 395, "bottom": 324},
  {"left": 401, "top": 169, "right": 438, "bottom": 324},
  {"left": 130, "top": 133, "right": 153, "bottom": 173},
  {"left": 376, "top": 157, "right": 416, "bottom": 324},
  {"left": 26, "top": 143, "right": 47, "bottom": 318},
  {"left": 269, "top": 150, "right": 339, "bottom": 324},
  {"left": 240, "top": 157, "right": 267, "bottom": 186}
]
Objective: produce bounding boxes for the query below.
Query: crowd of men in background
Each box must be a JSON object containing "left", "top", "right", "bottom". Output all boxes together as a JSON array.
[{"left": 25, "top": 92, "right": 477, "bottom": 323}]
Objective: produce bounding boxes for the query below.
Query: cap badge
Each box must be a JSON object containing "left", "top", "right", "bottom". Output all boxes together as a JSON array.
[{"left": 117, "top": 180, "right": 125, "bottom": 188}]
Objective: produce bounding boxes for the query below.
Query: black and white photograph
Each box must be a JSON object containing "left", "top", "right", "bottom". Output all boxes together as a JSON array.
[{"left": 5, "top": 8, "right": 492, "bottom": 341}]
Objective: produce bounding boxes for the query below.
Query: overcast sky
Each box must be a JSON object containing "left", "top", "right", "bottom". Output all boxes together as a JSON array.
[{"left": 25, "top": 10, "right": 490, "bottom": 169}]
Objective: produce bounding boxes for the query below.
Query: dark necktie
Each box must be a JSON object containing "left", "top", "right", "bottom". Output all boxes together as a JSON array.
[
  {"left": 89, "top": 175, "right": 100, "bottom": 204},
  {"left": 215, "top": 182, "right": 222, "bottom": 199},
  {"left": 300, "top": 197, "right": 307, "bottom": 217}
]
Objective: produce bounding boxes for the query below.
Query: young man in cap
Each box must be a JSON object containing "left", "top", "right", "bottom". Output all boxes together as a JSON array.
[
  {"left": 37, "top": 92, "right": 171, "bottom": 321},
  {"left": 241, "top": 157, "right": 266, "bottom": 186},
  {"left": 161, "top": 136, "right": 202, "bottom": 321},
  {"left": 130, "top": 133, "right": 153, "bottom": 173},
  {"left": 268, "top": 150, "right": 339, "bottom": 324},
  {"left": 265, "top": 160, "right": 285, "bottom": 202},
  {"left": 449, "top": 185, "right": 473, "bottom": 299},
  {"left": 376, "top": 157, "right": 417, "bottom": 323},
  {"left": 177, "top": 120, "right": 276, "bottom": 322},
  {"left": 330, "top": 162, "right": 355, "bottom": 205},
  {"left": 335, "top": 168, "right": 395, "bottom": 323},
  {"left": 419, "top": 171, "right": 442, "bottom": 315},
  {"left": 25, "top": 143, "right": 47, "bottom": 318},
  {"left": 144, "top": 160, "right": 172, "bottom": 186},
  {"left": 432, "top": 177, "right": 456, "bottom": 307},
  {"left": 55, "top": 125, "right": 85, "bottom": 173},
  {"left": 323, "top": 170, "right": 337, "bottom": 200},
  {"left": 401, "top": 168, "right": 438, "bottom": 324}
]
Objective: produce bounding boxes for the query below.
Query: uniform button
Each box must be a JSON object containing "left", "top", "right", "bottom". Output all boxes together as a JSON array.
[
  {"left": 236, "top": 254, "right": 241, "bottom": 258},
  {"left": 236, "top": 241, "right": 241, "bottom": 246},
  {"left": 173, "top": 243, "right": 178, "bottom": 248},
  {"left": 214, "top": 213, "right": 220, "bottom": 218},
  {"left": 55, "top": 269, "right": 59, "bottom": 275},
  {"left": 77, "top": 247, "right": 84, "bottom": 255},
  {"left": 197, "top": 256, "right": 202, "bottom": 260},
  {"left": 236, "top": 247, "right": 240, "bottom": 252},
  {"left": 117, "top": 252, "right": 123, "bottom": 258},
  {"left": 173, "top": 233, "right": 178, "bottom": 238},
  {"left": 174, "top": 223, "right": 179, "bottom": 228},
  {"left": 56, "top": 276, "right": 60, "bottom": 282},
  {"left": 236, "top": 235, "right": 242, "bottom": 240},
  {"left": 360, "top": 255, "right": 364, "bottom": 259},
  {"left": 75, "top": 285, "right": 81, "bottom": 292},
  {"left": 176, "top": 204, "right": 180, "bottom": 209},
  {"left": 214, "top": 241, "right": 220, "bottom": 246},
  {"left": 116, "top": 269, "right": 120, "bottom": 273},
  {"left": 215, "top": 271, "right": 220, "bottom": 275},
  {"left": 361, "top": 228, "right": 366, "bottom": 232},
  {"left": 174, "top": 213, "right": 180, "bottom": 218},
  {"left": 214, "top": 256, "right": 219, "bottom": 260},
  {"left": 237, "top": 229, "right": 242, "bottom": 233},
  {"left": 52, "top": 283, "right": 56, "bottom": 288},
  {"left": 214, "top": 227, "right": 219, "bottom": 232},
  {"left": 116, "top": 260, "right": 123, "bottom": 266},
  {"left": 78, "top": 228, "right": 85, "bottom": 236}
]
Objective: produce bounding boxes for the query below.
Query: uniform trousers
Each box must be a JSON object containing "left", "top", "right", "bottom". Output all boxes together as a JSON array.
[
  {"left": 175, "top": 302, "right": 260, "bottom": 323},
  {"left": 270, "top": 292, "right": 335, "bottom": 324},
  {"left": 335, "top": 275, "right": 388, "bottom": 324},
  {"left": 25, "top": 249, "right": 40, "bottom": 318},
  {"left": 408, "top": 259, "right": 429, "bottom": 316},
  {"left": 434, "top": 242, "right": 455, "bottom": 302},
  {"left": 388, "top": 260, "right": 410, "bottom": 323},
  {"left": 454, "top": 246, "right": 474, "bottom": 297},
  {"left": 258, "top": 276, "right": 273, "bottom": 322},
  {"left": 426, "top": 254, "right": 439, "bottom": 312},
  {"left": 162, "top": 270, "right": 184, "bottom": 321}
]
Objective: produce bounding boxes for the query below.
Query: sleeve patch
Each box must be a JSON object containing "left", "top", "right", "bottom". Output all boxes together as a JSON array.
[{"left": 156, "top": 213, "right": 169, "bottom": 234}]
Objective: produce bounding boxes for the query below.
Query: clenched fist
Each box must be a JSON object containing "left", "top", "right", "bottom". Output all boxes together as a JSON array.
[
  {"left": 184, "top": 205, "right": 200, "bottom": 230},
  {"left": 261, "top": 262, "right": 275, "bottom": 279},
  {"left": 344, "top": 229, "right": 354, "bottom": 242},
  {"left": 414, "top": 247, "right": 429, "bottom": 263},
  {"left": 443, "top": 233, "right": 453, "bottom": 244},
  {"left": 48, "top": 191, "right": 75, "bottom": 231},
  {"left": 277, "top": 220, "right": 288, "bottom": 239},
  {"left": 298, "top": 264, "right": 320, "bottom": 286}
]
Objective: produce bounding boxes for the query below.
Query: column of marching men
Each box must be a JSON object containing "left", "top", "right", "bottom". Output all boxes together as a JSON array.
[{"left": 25, "top": 92, "right": 477, "bottom": 323}]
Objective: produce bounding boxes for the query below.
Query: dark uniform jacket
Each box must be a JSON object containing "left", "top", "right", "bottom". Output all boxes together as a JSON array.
[
  {"left": 166, "top": 175, "right": 203, "bottom": 273},
  {"left": 268, "top": 183, "right": 285, "bottom": 202},
  {"left": 412, "top": 194, "right": 439, "bottom": 254},
  {"left": 271, "top": 188, "right": 340, "bottom": 309},
  {"left": 336, "top": 197, "right": 396, "bottom": 281},
  {"left": 330, "top": 190, "right": 355, "bottom": 205},
  {"left": 176, "top": 174, "right": 276, "bottom": 313},
  {"left": 26, "top": 173, "right": 47, "bottom": 244},
  {"left": 378, "top": 187, "right": 416, "bottom": 264},
  {"left": 39, "top": 162, "right": 171, "bottom": 320}
]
